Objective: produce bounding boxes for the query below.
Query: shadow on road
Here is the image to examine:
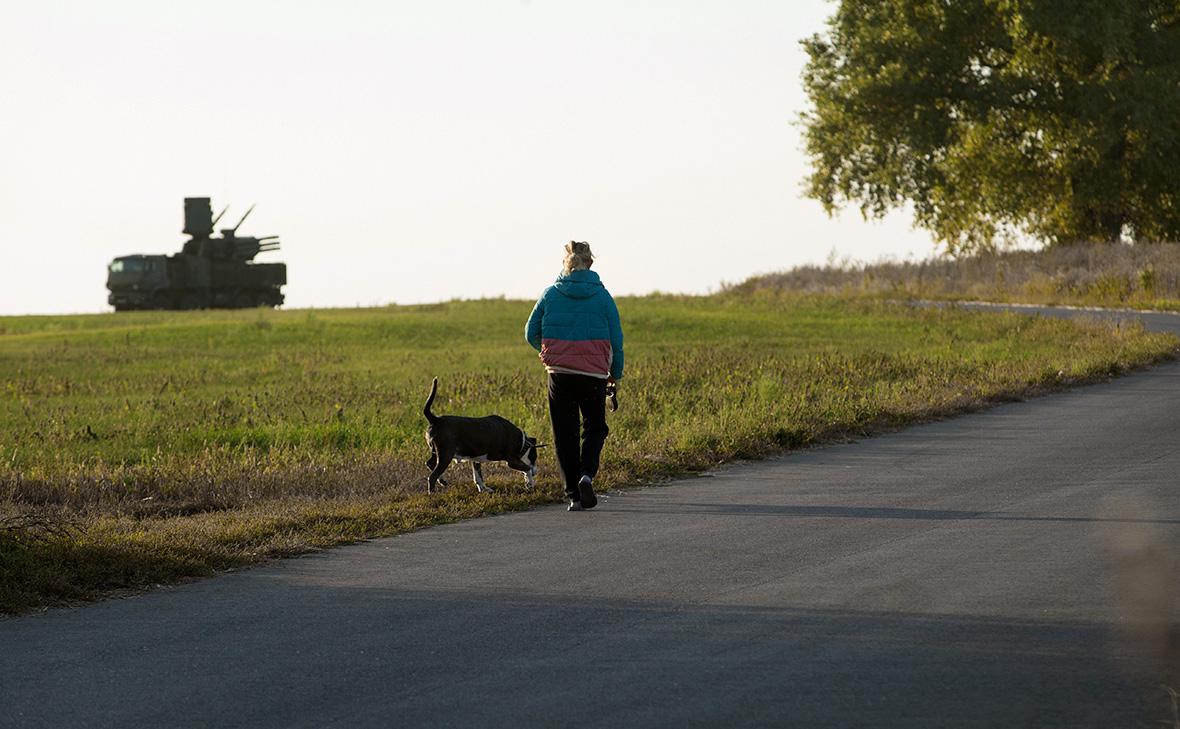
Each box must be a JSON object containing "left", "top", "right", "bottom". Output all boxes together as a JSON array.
[
  {"left": 610, "top": 502, "right": 1180, "bottom": 526},
  {"left": 1, "top": 576, "right": 1172, "bottom": 728}
]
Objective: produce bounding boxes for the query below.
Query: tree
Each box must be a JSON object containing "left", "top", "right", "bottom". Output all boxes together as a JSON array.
[{"left": 801, "top": 0, "right": 1180, "bottom": 252}]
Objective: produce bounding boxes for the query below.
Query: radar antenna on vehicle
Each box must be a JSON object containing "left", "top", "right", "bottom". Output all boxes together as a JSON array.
[{"left": 228, "top": 204, "right": 256, "bottom": 235}]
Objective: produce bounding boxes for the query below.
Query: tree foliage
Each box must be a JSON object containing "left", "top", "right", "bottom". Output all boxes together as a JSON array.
[{"left": 802, "top": 0, "right": 1180, "bottom": 252}]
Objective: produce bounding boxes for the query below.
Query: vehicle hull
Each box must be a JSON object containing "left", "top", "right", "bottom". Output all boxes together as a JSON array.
[{"left": 107, "top": 253, "right": 286, "bottom": 311}]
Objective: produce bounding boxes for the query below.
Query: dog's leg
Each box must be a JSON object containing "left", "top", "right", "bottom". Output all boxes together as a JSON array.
[
  {"left": 472, "top": 462, "right": 493, "bottom": 493},
  {"left": 425, "top": 443, "right": 448, "bottom": 489},
  {"left": 426, "top": 453, "right": 449, "bottom": 489},
  {"left": 428, "top": 447, "right": 454, "bottom": 494},
  {"left": 507, "top": 460, "right": 536, "bottom": 490}
]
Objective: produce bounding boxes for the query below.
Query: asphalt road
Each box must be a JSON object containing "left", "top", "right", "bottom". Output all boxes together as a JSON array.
[{"left": 3, "top": 305, "right": 1178, "bottom": 728}]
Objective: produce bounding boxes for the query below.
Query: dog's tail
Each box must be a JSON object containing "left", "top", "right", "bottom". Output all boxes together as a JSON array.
[{"left": 424, "top": 377, "right": 440, "bottom": 424}]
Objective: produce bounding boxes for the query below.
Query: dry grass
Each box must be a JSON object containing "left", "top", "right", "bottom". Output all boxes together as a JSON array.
[
  {"left": 730, "top": 242, "right": 1180, "bottom": 310},
  {"left": 0, "top": 513, "right": 81, "bottom": 544}
]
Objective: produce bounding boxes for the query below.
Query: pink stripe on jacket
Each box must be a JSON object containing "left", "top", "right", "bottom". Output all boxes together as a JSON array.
[{"left": 540, "top": 338, "right": 612, "bottom": 378}]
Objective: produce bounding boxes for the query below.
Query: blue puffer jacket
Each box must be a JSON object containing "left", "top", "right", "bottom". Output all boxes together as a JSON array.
[{"left": 525, "top": 270, "right": 624, "bottom": 380}]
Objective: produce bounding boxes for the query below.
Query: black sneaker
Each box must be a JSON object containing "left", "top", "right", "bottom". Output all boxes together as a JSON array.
[
  {"left": 578, "top": 475, "right": 597, "bottom": 509},
  {"left": 567, "top": 500, "right": 584, "bottom": 512}
]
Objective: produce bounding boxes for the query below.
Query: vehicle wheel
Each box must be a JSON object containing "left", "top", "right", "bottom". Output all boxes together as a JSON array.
[
  {"left": 179, "top": 292, "right": 204, "bottom": 310},
  {"left": 231, "top": 292, "right": 255, "bottom": 309}
]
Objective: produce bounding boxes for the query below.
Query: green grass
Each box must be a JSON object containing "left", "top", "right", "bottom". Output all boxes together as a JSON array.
[{"left": 1, "top": 295, "right": 1176, "bottom": 613}]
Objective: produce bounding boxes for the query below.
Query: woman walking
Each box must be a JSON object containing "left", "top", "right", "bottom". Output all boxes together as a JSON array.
[{"left": 525, "top": 241, "right": 625, "bottom": 511}]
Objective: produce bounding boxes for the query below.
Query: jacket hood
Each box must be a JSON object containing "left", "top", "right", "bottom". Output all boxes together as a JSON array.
[{"left": 552, "top": 269, "right": 604, "bottom": 299}]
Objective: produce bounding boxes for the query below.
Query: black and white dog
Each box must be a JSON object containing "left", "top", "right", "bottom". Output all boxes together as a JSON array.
[{"left": 423, "top": 378, "right": 542, "bottom": 493}]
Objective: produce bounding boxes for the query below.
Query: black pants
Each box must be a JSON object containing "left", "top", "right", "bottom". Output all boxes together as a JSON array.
[{"left": 547, "top": 373, "right": 609, "bottom": 500}]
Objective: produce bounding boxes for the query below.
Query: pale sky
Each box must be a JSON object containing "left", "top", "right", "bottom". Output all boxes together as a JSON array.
[{"left": 0, "top": 0, "right": 939, "bottom": 315}]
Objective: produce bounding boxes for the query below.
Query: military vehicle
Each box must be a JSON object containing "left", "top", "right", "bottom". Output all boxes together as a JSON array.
[{"left": 106, "top": 197, "right": 287, "bottom": 311}]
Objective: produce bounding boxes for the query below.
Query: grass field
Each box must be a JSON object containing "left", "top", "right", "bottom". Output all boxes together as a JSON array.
[
  {"left": 733, "top": 242, "right": 1180, "bottom": 311},
  {"left": 1, "top": 295, "right": 1176, "bottom": 613}
]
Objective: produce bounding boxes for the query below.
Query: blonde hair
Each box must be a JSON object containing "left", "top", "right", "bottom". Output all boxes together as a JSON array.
[{"left": 563, "top": 241, "right": 594, "bottom": 274}]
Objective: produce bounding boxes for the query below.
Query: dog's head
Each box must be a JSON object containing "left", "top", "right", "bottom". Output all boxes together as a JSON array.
[{"left": 521, "top": 435, "right": 546, "bottom": 472}]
